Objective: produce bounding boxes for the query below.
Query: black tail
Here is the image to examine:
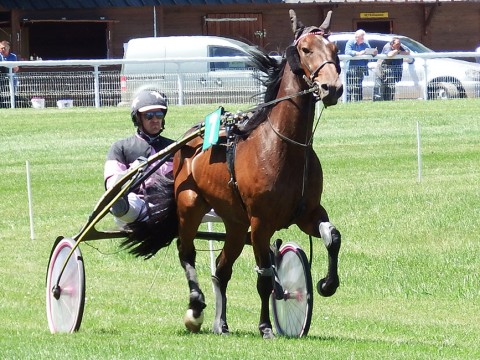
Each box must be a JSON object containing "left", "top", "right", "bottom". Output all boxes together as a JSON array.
[{"left": 121, "top": 173, "right": 178, "bottom": 259}]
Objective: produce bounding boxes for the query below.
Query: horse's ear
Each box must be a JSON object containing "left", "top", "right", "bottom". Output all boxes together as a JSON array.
[
  {"left": 289, "top": 9, "right": 297, "bottom": 34},
  {"left": 289, "top": 9, "right": 305, "bottom": 38},
  {"left": 320, "top": 10, "right": 333, "bottom": 34}
]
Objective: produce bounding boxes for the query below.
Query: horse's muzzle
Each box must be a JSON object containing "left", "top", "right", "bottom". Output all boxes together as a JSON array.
[{"left": 317, "top": 82, "right": 343, "bottom": 107}]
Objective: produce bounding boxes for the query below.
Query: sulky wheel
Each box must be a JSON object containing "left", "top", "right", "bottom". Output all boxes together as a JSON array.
[
  {"left": 271, "top": 241, "right": 313, "bottom": 337},
  {"left": 46, "top": 236, "right": 85, "bottom": 334}
]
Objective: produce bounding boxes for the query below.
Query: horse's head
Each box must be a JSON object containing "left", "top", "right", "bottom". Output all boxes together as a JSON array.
[{"left": 287, "top": 10, "right": 343, "bottom": 107}]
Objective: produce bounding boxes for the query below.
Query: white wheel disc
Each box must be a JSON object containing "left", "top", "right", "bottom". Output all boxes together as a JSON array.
[
  {"left": 271, "top": 241, "right": 313, "bottom": 337},
  {"left": 46, "top": 237, "right": 85, "bottom": 333}
]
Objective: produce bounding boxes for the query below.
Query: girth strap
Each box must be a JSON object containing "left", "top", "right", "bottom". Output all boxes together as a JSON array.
[
  {"left": 225, "top": 126, "right": 247, "bottom": 212},
  {"left": 225, "top": 122, "right": 238, "bottom": 189}
]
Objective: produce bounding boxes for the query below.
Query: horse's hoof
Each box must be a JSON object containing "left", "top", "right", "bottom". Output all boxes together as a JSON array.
[
  {"left": 316, "top": 278, "right": 338, "bottom": 297},
  {"left": 262, "top": 328, "right": 275, "bottom": 339},
  {"left": 259, "top": 323, "right": 275, "bottom": 339},
  {"left": 213, "top": 321, "right": 230, "bottom": 335},
  {"left": 184, "top": 309, "right": 204, "bottom": 333}
]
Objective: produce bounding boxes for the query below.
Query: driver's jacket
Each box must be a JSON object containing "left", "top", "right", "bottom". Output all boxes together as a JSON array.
[{"left": 104, "top": 130, "right": 174, "bottom": 191}]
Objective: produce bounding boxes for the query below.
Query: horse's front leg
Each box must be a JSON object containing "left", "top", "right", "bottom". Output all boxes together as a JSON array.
[
  {"left": 177, "top": 237, "right": 206, "bottom": 333},
  {"left": 250, "top": 220, "right": 275, "bottom": 338},
  {"left": 297, "top": 204, "right": 341, "bottom": 297},
  {"left": 211, "top": 223, "right": 248, "bottom": 335},
  {"left": 255, "top": 262, "right": 275, "bottom": 338},
  {"left": 317, "top": 220, "right": 341, "bottom": 297}
]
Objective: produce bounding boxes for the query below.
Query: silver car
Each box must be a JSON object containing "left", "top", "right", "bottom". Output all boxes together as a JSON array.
[{"left": 330, "top": 32, "right": 480, "bottom": 100}]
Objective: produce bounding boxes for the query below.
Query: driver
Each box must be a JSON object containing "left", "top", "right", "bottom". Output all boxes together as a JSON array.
[{"left": 104, "top": 90, "right": 174, "bottom": 225}]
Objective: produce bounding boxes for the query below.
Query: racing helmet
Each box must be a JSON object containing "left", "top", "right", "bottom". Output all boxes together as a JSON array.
[{"left": 131, "top": 90, "right": 168, "bottom": 127}]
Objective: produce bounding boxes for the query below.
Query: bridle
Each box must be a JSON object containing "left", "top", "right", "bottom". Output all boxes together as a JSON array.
[
  {"left": 245, "top": 30, "right": 338, "bottom": 145},
  {"left": 259, "top": 32, "right": 336, "bottom": 146},
  {"left": 293, "top": 29, "right": 338, "bottom": 86},
  {"left": 302, "top": 60, "right": 338, "bottom": 88}
]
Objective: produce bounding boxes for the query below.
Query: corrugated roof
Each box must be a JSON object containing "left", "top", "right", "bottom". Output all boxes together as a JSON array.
[
  {"left": 0, "top": 0, "right": 284, "bottom": 9},
  {"left": 1, "top": 0, "right": 476, "bottom": 9},
  {"left": 284, "top": 0, "right": 477, "bottom": 2}
]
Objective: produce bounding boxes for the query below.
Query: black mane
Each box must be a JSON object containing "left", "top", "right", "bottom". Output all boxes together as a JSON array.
[{"left": 240, "top": 47, "right": 287, "bottom": 136}]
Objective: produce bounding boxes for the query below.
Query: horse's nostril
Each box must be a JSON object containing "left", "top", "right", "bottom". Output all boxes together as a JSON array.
[{"left": 321, "top": 83, "right": 329, "bottom": 91}]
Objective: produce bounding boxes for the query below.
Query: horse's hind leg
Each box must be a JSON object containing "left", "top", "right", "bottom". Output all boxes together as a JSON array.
[{"left": 177, "top": 235, "right": 207, "bottom": 332}]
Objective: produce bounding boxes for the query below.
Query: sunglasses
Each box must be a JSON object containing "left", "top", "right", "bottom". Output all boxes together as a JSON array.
[{"left": 143, "top": 111, "right": 165, "bottom": 120}]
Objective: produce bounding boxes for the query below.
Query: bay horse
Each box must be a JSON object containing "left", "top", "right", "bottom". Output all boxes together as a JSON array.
[{"left": 123, "top": 9, "right": 343, "bottom": 337}]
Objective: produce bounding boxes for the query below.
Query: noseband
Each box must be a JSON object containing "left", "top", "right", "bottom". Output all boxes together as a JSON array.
[{"left": 303, "top": 60, "right": 337, "bottom": 88}]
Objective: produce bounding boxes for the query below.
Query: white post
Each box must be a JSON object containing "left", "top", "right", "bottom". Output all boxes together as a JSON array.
[
  {"left": 93, "top": 65, "right": 100, "bottom": 108},
  {"left": 26, "top": 161, "right": 35, "bottom": 240},
  {"left": 153, "top": 6, "right": 157, "bottom": 37},
  {"left": 422, "top": 59, "right": 429, "bottom": 100},
  {"left": 416, "top": 121, "right": 422, "bottom": 182},
  {"left": 8, "top": 68, "right": 15, "bottom": 109},
  {"left": 177, "top": 73, "right": 184, "bottom": 106}
]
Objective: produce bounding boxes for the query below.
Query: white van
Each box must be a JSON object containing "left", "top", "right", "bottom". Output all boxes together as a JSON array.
[{"left": 119, "top": 36, "right": 261, "bottom": 105}]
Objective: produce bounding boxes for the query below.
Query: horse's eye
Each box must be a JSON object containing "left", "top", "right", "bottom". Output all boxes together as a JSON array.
[{"left": 301, "top": 47, "right": 311, "bottom": 54}]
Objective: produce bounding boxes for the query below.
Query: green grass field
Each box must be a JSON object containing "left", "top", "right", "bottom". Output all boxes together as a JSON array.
[{"left": 1, "top": 99, "right": 479, "bottom": 359}]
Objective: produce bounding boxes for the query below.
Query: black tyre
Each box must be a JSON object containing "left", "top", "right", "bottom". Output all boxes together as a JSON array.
[{"left": 428, "top": 81, "right": 459, "bottom": 100}]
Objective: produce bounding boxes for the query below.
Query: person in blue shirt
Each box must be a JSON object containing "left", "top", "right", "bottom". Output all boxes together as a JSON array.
[
  {"left": 1, "top": 41, "right": 19, "bottom": 72},
  {"left": 344, "top": 30, "right": 377, "bottom": 102},
  {"left": 0, "top": 41, "right": 19, "bottom": 108},
  {"left": 373, "top": 37, "right": 412, "bottom": 101}
]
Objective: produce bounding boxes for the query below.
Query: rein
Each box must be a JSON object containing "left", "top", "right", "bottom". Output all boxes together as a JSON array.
[
  {"left": 246, "top": 84, "right": 319, "bottom": 114},
  {"left": 267, "top": 103, "right": 324, "bottom": 148}
]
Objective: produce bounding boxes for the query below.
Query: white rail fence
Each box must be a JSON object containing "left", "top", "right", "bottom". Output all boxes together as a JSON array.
[{"left": 0, "top": 52, "right": 478, "bottom": 109}]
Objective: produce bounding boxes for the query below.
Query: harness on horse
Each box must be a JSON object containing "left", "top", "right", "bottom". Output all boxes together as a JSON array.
[
  {"left": 203, "top": 109, "right": 248, "bottom": 197},
  {"left": 224, "top": 113, "right": 241, "bottom": 189}
]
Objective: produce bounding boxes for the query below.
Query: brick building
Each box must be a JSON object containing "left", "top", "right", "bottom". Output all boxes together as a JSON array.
[{"left": 0, "top": 0, "right": 478, "bottom": 60}]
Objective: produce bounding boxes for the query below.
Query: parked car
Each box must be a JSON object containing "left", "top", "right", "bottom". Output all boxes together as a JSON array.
[
  {"left": 329, "top": 32, "right": 480, "bottom": 100},
  {"left": 119, "top": 36, "right": 263, "bottom": 106}
]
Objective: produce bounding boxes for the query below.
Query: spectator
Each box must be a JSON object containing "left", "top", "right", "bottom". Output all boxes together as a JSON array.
[
  {"left": 0, "top": 41, "right": 19, "bottom": 108},
  {"left": 344, "top": 29, "right": 378, "bottom": 102},
  {"left": 1, "top": 41, "right": 19, "bottom": 73},
  {"left": 373, "top": 37, "right": 413, "bottom": 101}
]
